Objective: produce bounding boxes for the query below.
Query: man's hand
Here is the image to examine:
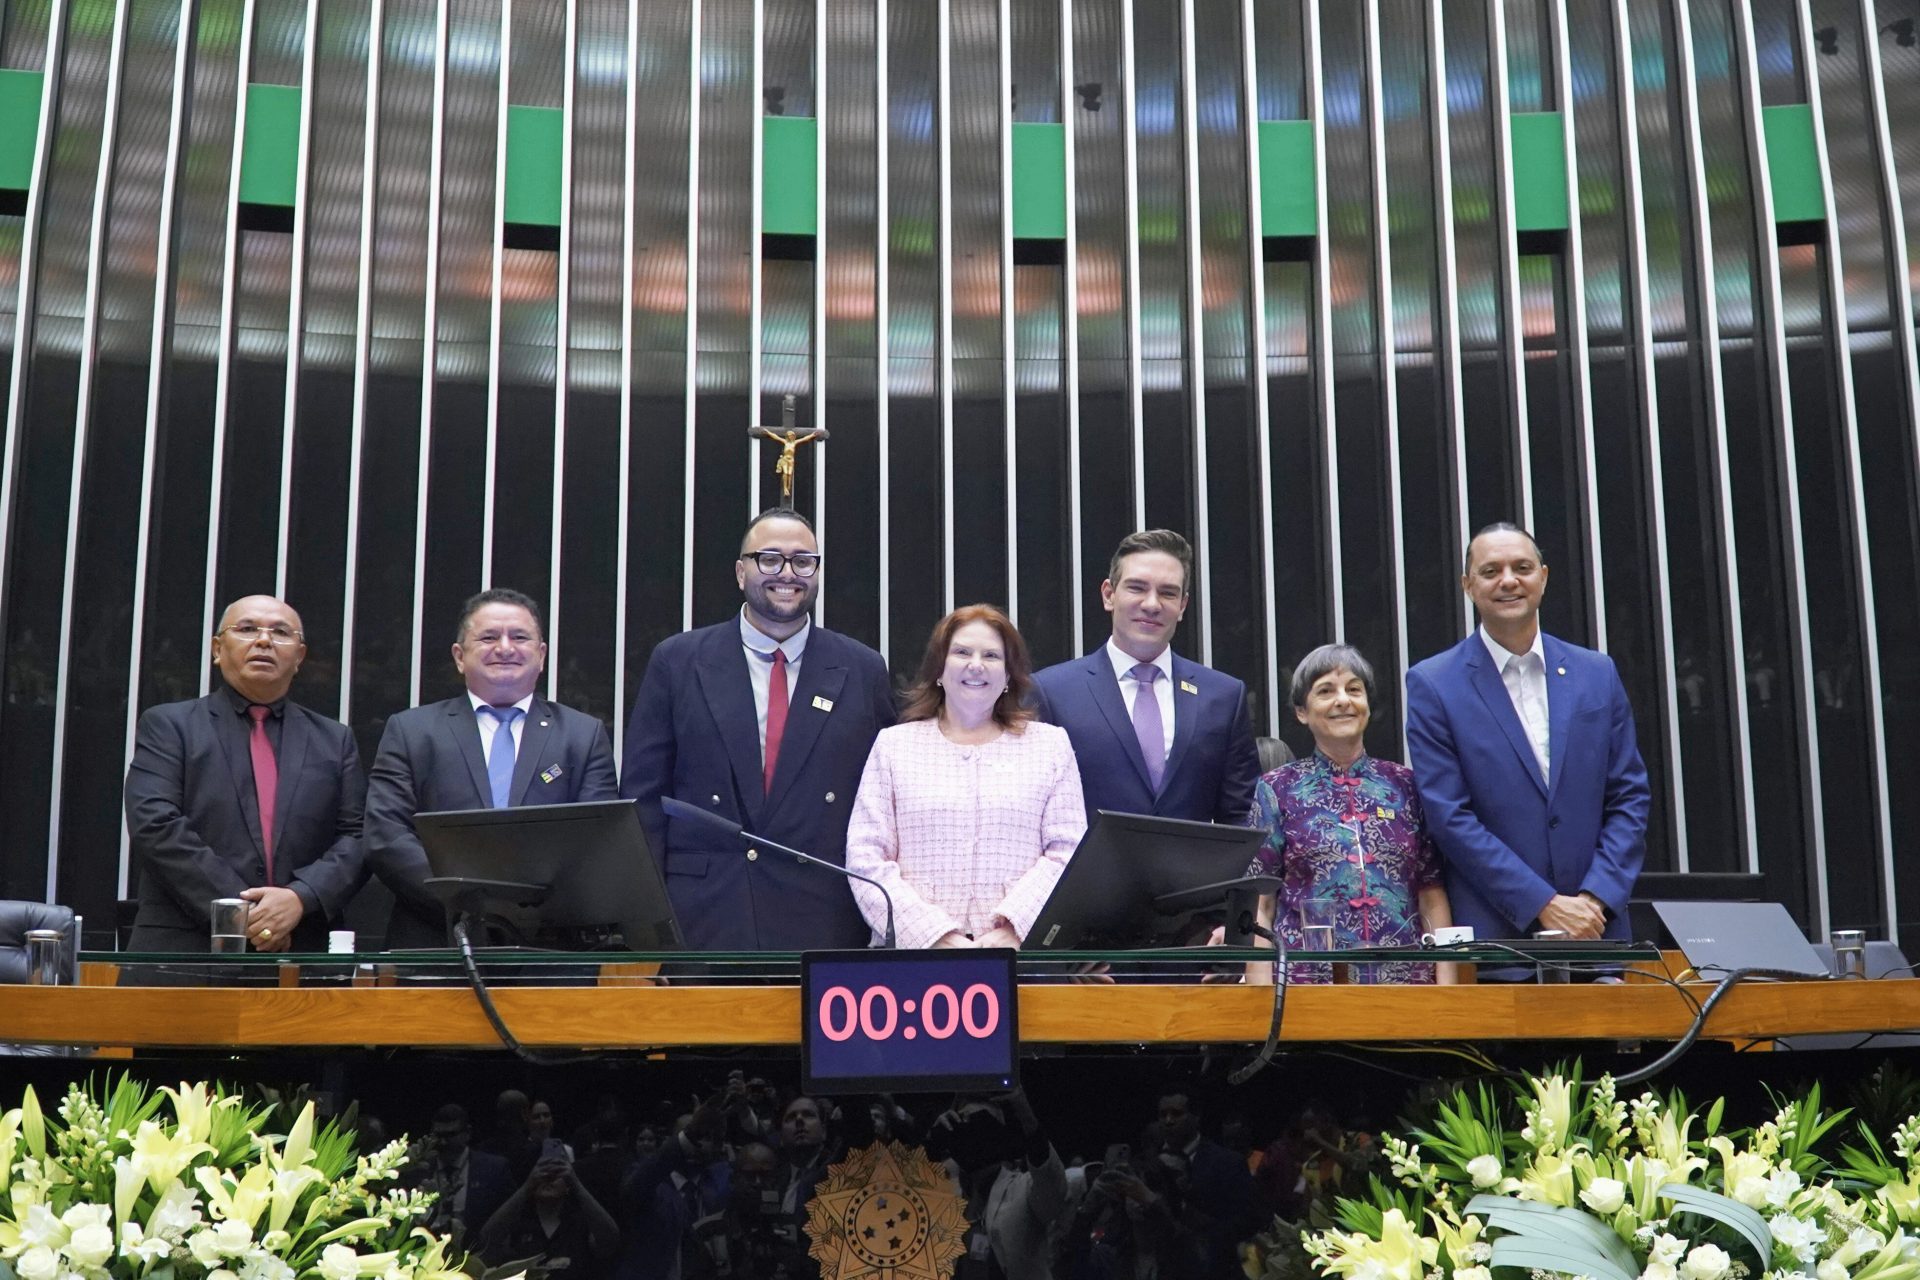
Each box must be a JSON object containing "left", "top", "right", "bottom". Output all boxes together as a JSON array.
[
  {"left": 1536, "top": 893, "right": 1605, "bottom": 940},
  {"left": 240, "top": 886, "right": 305, "bottom": 952},
  {"left": 974, "top": 923, "right": 1021, "bottom": 950}
]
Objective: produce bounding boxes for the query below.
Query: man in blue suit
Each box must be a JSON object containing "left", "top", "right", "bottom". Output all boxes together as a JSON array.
[
  {"left": 1405, "top": 523, "right": 1650, "bottom": 946},
  {"left": 1032, "top": 529, "right": 1259, "bottom": 825},
  {"left": 366, "top": 588, "right": 619, "bottom": 949},
  {"left": 619, "top": 508, "right": 895, "bottom": 951}
]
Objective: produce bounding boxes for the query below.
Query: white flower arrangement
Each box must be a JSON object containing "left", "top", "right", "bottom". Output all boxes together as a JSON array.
[
  {"left": 0, "top": 1079, "right": 487, "bottom": 1280},
  {"left": 1283, "top": 1069, "right": 1920, "bottom": 1280}
]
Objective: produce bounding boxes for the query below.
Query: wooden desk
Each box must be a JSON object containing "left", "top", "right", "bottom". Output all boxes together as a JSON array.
[{"left": 6, "top": 975, "right": 1916, "bottom": 1050}]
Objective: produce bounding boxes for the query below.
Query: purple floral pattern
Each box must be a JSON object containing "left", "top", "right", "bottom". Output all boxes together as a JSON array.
[{"left": 1245, "top": 752, "right": 1443, "bottom": 985}]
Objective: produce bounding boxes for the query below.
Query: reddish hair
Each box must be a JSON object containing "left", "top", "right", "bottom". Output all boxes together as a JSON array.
[{"left": 898, "top": 604, "right": 1036, "bottom": 730}]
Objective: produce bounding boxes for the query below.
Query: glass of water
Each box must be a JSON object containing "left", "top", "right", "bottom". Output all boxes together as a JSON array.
[{"left": 1299, "top": 899, "right": 1336, "bottom": 952}]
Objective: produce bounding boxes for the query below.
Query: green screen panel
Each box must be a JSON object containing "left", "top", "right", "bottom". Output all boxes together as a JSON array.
[
  {"left": 763, "top": 115, "right": 817, "bottom": 237},
  {"left": 505, "top": 104, "right": 563, "bottom": 228},
  {"left": 1510, "top": 111, "right": 1568, "bottom": 233},
  {"left": 0, "top": 69, "right": 43, "bottom": 193},
  {"left": 1012, "top": 122, "right": 1066, "bottom": 240},
  {"left": 1258, "top": 120, "right": 1315, "bottom": 238},
  {"left": 1763, "top": 103, "right": 1825, "bottom": 224},
  {"left": 238, "top": 83, "right": 300, "bottom": 208}
]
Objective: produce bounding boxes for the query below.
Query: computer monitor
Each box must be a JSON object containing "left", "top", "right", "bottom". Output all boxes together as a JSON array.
[
  {"left": 1629, "top": 870, "right": 1768, "bottom": 947},
  {"left": 416, "top": 799, "right": 682, "bottom": 950},
  {"left": 1022, "top": 810, "right": 1267, "bottom": 951}
]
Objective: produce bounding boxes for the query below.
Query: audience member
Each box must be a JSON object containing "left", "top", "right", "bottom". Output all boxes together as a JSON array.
[
  {"left": 407, "top": 1104, "right": 515, "bottom": 1255},
  {"left": 479, "top": 1145, "right": 620, "bottom": 1279},
  {"left": 926, "top": 1088, "right": 1066, "bottom": 1279}
]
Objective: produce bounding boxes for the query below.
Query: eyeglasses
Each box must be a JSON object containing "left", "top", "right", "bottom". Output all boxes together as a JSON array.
[
  {"left": 219, "top": 623, "right": 303, "bottom": 646},
  {"left": 740, "top": 551, "right": 822, "bottom": 577}
]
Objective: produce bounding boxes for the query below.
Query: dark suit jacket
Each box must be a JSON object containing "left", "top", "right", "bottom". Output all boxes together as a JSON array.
[
  {"left": 123, "top": 688, "right": 368, "bottom": 953},
  {"left": 1031, "top": 647, "right": 1259, "bottom": 825},
  {"left": 1404, "top": 630, "right": 1651, "bottom": 940},
  {"left": 366, "top": 694, "right": 620, "bottom": 949},
  {"left": 619, "top": 620, "right": 895, "bottom": 951}
]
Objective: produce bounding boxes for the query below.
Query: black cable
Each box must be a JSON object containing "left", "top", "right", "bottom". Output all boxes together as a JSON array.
[
  {"left": 1228, "top": 950, "right": 1288, "bottom": 1085},
  {"left": 1606, "top": 966, "right": 1830, "bottom": 1087},
  {"left": 452, "top": 917, "right": 602, "bottom": 1066}
]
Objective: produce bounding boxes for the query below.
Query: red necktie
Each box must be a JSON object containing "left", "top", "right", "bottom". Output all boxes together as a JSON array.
[
  {"left": 248, "top": 705, "right": 278, "bottom": 884},
  {"left": 763, "top": 649, "right": 788, "bottom": 795}
]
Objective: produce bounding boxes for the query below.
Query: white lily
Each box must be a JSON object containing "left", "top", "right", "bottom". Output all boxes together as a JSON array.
[{"left": 130, "top": 1120, "right": 213, "bottom": 1194}]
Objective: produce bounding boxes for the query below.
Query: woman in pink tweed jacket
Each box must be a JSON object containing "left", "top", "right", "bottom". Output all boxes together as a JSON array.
[{"left": 845, "top": 604, "right": 1088, "bottom": 948}]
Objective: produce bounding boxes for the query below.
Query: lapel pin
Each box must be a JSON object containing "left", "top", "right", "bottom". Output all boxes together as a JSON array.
[
  {"left": 540, "top": 764, "right": 564, "bottom": 784},
  {"left": 1556, "top": 667, "right": 1566, "bottom": 676},
  {"left": 813, "top": 695, "right": 834, "bottom": 712},
  {"left": 825, "top": 791, "right": 836, "bottom": 803},
  {"left": 1179, "top": 680, "right": 1198, "bottom": 695},
  {"left": 539, "top": 720, "right": 550, "bottom": 727}
]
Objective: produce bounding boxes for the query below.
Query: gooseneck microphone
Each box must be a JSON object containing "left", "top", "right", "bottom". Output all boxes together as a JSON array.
[{"left": 660, "top": 796, "right": 897, "bottom": 949}]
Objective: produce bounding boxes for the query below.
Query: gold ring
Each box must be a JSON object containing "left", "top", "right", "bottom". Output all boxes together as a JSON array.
[{"left": 259, "top": 928, "right": 272, "bottom": 940}]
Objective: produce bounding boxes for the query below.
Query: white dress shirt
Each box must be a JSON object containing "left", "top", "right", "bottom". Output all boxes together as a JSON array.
[
  {"left": 1480, "top": 626, "right": 1550, "bottom": 784},
  {"left": 469, "top": 691, "right": 534, "bottom": 758},
  {"left": 741, "top": 608, "right": 809, "bottom": 757},
  {"left": 1104, "top": 638, "right": 1175, "bottom": 759}
]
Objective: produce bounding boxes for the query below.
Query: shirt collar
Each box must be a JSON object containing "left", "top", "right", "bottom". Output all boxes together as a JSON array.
[
  {"left": 1105, "top": 637, "right": 1173, "bottom": 684},
  {"left": 1478, "top": 625, "right": 1543, "bottom": 672},
  {"left": 469, "top": 691, "right": 535, "bottom": 717},
  {"left": 219, "top": 681, "right": 287, "bottom": 718},
  {"left": 740, "top": 608, "right": 810, "bottom": 663}
]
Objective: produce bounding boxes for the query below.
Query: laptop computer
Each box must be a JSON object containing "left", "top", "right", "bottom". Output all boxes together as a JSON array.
[{"left": 1650, "top": 900, "right": 1827, "bottom": 978}]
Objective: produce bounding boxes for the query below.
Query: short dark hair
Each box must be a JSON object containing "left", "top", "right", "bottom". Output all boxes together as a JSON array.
[
  {"left": 740, "top": 506, "right": 816, "bottom": 553},
  {"left": 1107, "top": 529, "right": 1193, "bottom": 594},
  {"left": 432, "top": 1103, "right": 471, "bottom": 1129},
  {"left": 1463, "top": 522, "right": 1545, "bottom": 575},
  {"left": 899, "top": 604, "right": 1038, "bottom": 730},
  {"left": 1289, "top": 644, "right": 1376, "bottom": 710},
  {"left": 455, "top": 589, "right": 545, "bottom": 643}
]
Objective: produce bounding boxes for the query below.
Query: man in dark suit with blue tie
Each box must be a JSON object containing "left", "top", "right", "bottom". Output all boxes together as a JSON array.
[
  {"left": 1032, "top": 529, "right": 1259, "bottom": 825},
  {"left": 123, "top": 595, "right": 367, "bottom": 953},
  {"left": 366, "top": 588, "right": 619, "bottom": 949},
  {"left": 619, "top": 508, "right": 895, "bottom": 951},
  {"left": 1405, "top": 523, "right": 1650, "bottom": 946}
]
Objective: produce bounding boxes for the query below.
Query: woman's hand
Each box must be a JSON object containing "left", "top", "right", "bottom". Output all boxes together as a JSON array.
[
  {"left": 975, "top": 923, "right": 1021, "bottom": 950},
  {"left": 932, "top": 930, "right": 977, "bottom": 948}
]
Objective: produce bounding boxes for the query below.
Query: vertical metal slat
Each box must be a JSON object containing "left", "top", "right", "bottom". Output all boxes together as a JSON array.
[
  {"left": 1668, "top": 0, "right": 1753, "bottom": 872},
  {"left": 408, "top": 0, "right": 449, "bottom": 706},
  {"left": 47, "top": 0, "right": 132, "bottom": 901},
  {"left": 1304, "top": 0, "right": 1341, "bottom": 639},
  {"left": 682, "top": 0, "right": 701, "bottom": 632},
  {"left": 548, "top": 0, "right": 573, "bottom": 694},
  {"left": 480, "top": 0, "right": 509, "bottom": 588},
  {"left": 1612, "top": 0, "right": 1692, "bottom": 869},
  {"left": 340, "top": 0, "right": 384, "bottom": 724},
  {"left": 1487, "top": 0, "right": 1533, "bottom": 530},
  {"left": 120, "top": 0, "right": 205, "bottom": 896},
  {"left": 1363, "top": 0, "right": 1407, "bottom": 746},
  {"left": 938, "top": 0, "right": 954, "bottom": 612},
  {"left": 1120, "top": 0, "right": 1144, "bottom": 528},
  {"left": 1239, "top": 0, "right": 1275, "bottom": 729},
  {"left": 812, "top": 0, "right": 827, "bottom": 621},
  {"left": 1062, "top": 0, "right": 1083, "bottom": 654},
  {"left": 1001, "top": 0, "right": 1017, "bottom": 624},
  {"left": 1430, "top": 0, "right": 1470, "bottom": 635},
  {"left": 876, "top": 0, "right": 890, "bottom": 654},
  {"left": 1794, "top": 0, "right": 1895, "bottom": 938},
  {"left": 613, "top": 0, "right": 638, "bottom": 765},
  {"left": 1728, "top": 0, "right": 1829, "bottom": 935},
  {"left": 748, "top": 0, "right": 763, "bottom": 516},
  {"left": 273, "top": 0, "right": 321, "bottom": 598},
  {"left": 1178, "top": 0, "right": 1209, "bottom": 659}
]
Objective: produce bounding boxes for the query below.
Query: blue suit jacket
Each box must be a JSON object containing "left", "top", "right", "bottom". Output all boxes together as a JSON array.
[
  {"left": 618, "top": 620, "right": 896, "bottom": 951},
  {"left": 1404, "top": 631, "right": 1651, "bottom": 940},
  {"left": 365, "top": 694, "right": 620, "bottom": 949},
  {"left": 1031, "top": 648, "right": 1259, "bottom": 825}
]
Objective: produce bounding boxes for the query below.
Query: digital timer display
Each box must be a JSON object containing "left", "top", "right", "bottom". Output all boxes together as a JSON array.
[{"left": 800, "top": 949, "right": 1019, "bottom": 1094}]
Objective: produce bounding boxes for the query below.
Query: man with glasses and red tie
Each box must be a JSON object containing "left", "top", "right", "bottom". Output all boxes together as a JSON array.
[
  {"left": 620, "top": 508, "right": 895, "bottom": 951},
  {"left": 365, "top": 588, "right": 618, "bottom": 949},
  {"left": 124, "top": 595, "right": 368, "bottom": 953}
]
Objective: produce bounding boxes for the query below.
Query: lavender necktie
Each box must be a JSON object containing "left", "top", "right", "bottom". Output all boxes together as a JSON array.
[{"left": 1130, "top": 663, "right": 1166, "bottom": 792}]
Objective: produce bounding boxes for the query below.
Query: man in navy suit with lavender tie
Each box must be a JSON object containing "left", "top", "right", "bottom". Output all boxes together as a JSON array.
[
  {"left": 1404, "top": 523, "right": 1650, "bottom": 946},
  {"left": 1031, "top": 529, "right": 1259, "bottom": 826}
]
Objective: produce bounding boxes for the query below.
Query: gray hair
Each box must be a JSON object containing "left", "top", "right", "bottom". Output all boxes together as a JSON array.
[{"left": 1288, "top": 644, "right": 1376, "bottom": 710}]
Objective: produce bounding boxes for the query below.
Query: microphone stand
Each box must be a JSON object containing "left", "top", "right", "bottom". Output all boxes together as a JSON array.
[{"left": 660, "top": 796, "right": 897, "bottom": 948}]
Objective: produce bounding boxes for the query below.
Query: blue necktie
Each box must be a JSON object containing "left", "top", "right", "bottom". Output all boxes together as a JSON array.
[{"left": 481, "top": 705, "right": 524, "bottom": 809}]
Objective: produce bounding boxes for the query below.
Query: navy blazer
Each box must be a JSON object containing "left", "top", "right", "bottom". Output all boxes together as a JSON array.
[
  {"left": 1404, "top": 630, "right": 1651, "bottom": 941},
  {"left": 1031, "top": 648, "right": 1259, "bottom": 825},
  {"left": 365, "top": 694, "right": 620, "bottom": 949},
  {"left": 618, "top": 620, "right": 895, "bottom": 951},
  {"left": 123, "top": 688, "right": 368, "bottom": 952}
]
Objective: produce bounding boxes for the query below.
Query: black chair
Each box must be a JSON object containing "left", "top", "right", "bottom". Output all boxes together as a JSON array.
[{"left": 0, "top": 900, "right": 77, "bottom": 984}]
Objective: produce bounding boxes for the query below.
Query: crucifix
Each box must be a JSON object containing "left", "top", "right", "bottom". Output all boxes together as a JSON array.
[{"left": 749, "top": 394, "right": 829, "bottom": 507}]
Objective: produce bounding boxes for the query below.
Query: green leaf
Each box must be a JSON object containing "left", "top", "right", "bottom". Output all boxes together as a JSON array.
[
  {"left": 1659, "top": 1183, "right": 1772, "bottom": 1268},
  {"left": 1489, "top": 1238, "right": 1637, "bottom": 1280},
  {"left": 1466, "top": 1196, "right": 1639, "bottom": 1278},
  {"left": 1705, "top": 1096, "right": 1725, "bottom": 1138}
]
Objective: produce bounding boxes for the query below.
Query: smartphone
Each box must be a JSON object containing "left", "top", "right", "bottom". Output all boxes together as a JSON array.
[
  {"left": 1103, "top": 1142, "right": 1130, "bottom": 1170},
  {"left": 541, "top": 1138, "right": 570, "bottom": 1164}
]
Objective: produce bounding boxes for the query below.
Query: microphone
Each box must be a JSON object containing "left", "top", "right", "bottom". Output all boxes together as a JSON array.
[{"left": 660, "top": 796, "right": 897, "bottom": 949}]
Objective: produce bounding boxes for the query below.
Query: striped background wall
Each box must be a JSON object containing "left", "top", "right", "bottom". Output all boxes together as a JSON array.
[{"left": 0, "top": 0, "right": 1916, "bottom": 949}]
